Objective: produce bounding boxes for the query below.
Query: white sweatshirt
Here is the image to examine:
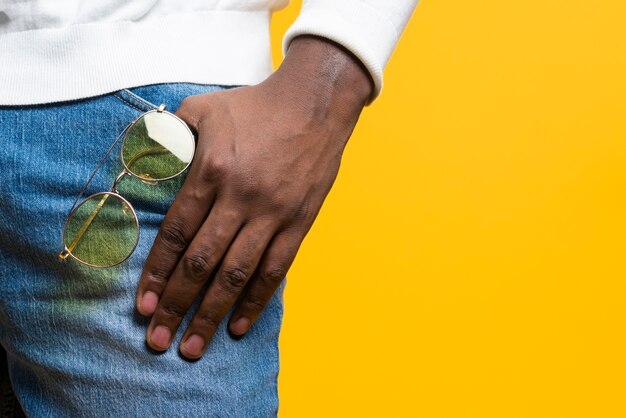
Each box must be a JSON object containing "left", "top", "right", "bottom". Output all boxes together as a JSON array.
[{"left": 0, "top": 0, "right": 418, "bottom": 105}]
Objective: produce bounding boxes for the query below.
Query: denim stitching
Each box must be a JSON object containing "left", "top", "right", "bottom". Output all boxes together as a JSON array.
[
  {"left": 119, "top": 89, "right": 159, "bottom": 111},
  {"left": 112, "top": 89, "right": 159, "bottom": 113},
  {"left": 112, "top": 93, "right": 146, "bottom": 113}
]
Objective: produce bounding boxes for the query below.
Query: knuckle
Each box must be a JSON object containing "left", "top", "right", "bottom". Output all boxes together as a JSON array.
[
  {"left": 182, "top": 251, "right": 214, "bottom": 282},
  {"left": 208, "top": 154, "right": 229, "bottom": 172},
  {"left": 160, "top": 302, "right": 187, "bottom": 319},
  {"left": 220, "top": 267, "right": 249, "bottom": 292},
  {"left": 260, "top": 266, "right": 287, "bottom": 286},
  {"left": 158, "top": 221, "right": 188, "bottom": 251},
  {"left": 143, "top": 265, "right": 169, "bottom": 286},
  {"left": 198, "top": 155, "right": 229, "bottom": 182},
  {"left": 195, "top": 311, "right": 221, "bottom": 332},
  {"left": 244, "top": 296, "right": 266, "bottom": 312}
]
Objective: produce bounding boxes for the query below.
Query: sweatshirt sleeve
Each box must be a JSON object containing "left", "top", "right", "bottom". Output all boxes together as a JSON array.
[{"left": 282, "top": 0, "right": 419, "bottom": 104}]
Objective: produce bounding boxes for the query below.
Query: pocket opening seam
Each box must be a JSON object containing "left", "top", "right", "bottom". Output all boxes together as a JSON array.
[
  {"left": 113, "top": 89, "right": 159, "bottom": 113},
  {"left": 112, "top": 93, "right": 146, "bottom": 113},
  {"left": 122, "top": 88, "right": 159, "bottom": 110}
]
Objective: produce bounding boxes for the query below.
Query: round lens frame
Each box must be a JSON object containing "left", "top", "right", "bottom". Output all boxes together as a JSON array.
[
  {"left": 61, "top": 192, "right": 140, "bottom": 268},
  {"left": 120, "top": 109, "right": 196, "bottom": 182}
]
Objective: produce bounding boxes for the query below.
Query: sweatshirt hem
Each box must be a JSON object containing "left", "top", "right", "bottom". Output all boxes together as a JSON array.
[{"left": 0, "top": 11, "right": 273, "bottom": 105}]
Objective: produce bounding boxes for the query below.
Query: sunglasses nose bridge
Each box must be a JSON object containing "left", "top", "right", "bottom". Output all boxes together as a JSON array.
[{"left": 111, "top": 170, "right": 131, "bottom": 193}]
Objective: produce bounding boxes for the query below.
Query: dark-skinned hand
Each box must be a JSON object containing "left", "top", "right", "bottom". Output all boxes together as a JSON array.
[{"left": 135, "top": 36, "right": 373, "bottom": 360}]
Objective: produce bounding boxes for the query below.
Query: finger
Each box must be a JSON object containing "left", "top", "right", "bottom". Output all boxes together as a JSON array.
[
  {"left": 178, "top": 220, "right": 276, "bottom": 359},
  {"left": 228, "top": 229, "right": 302, "bottom": 337},
  {"left": 145, "top": 201, "right": 240, "bottom": 351},
  {"left": 136, "top": 167, "right": 215, "bottom": 316}
]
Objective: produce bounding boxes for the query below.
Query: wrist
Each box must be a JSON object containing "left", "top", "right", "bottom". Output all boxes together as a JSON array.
[{"left": 268, "top": 36, "right": 373, "bottom": 121}]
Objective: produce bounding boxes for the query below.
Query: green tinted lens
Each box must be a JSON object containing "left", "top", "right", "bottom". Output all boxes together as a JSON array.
[
  {"left": 63, "top": 192, "right": 139, "bottom": 268},
  {"left": 121, "top": 111, "right": 195, "bottom": 181}
]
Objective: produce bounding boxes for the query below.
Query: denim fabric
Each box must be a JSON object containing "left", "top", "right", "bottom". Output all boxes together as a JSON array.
[{"left": 0, "top": 83, "right": 285, "bottom": 417}]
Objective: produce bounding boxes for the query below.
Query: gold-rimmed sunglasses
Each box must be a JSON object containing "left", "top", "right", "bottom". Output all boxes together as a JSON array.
[{"left": 58, "top": 104, "right": 195, "bottom": 268}]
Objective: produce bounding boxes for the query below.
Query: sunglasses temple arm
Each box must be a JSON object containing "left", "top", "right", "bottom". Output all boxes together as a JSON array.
[
  {"left": 61, "top": 193, "right": 111, "bottom": 259},
  {"left": 66, "top": 122, "right": 133, "bottom": 218},
  {"left": 127, "top": 145, "right": 168, "bottom": 167}
]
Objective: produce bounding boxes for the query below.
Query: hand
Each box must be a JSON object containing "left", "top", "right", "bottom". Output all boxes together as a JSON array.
[{"left": 135, "top": 36, "right": 373, "bottom": 360}]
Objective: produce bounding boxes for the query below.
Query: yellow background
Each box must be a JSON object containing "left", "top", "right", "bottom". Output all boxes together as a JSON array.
[{"left": 271, "top": 1, "right": 626, "bottom": 416}]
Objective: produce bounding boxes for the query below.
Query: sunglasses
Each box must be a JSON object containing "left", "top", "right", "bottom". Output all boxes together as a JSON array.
[{"left": 58, "top": 104, "right": 195, "bottom": 268}]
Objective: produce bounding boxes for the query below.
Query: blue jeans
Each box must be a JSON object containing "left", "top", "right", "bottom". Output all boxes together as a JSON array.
[{"left": 0, "top": 83, "right": 285, "bottom": 417}]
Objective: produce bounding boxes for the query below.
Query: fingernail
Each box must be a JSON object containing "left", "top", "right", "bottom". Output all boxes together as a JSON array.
[
  {"left": 140, "top": 291, "right": 158, "bottom": 315},
  {"left": 181, "top": 335, "right": 205, "bottom": 357},
  {"left": 150, "top": 325, "right": 171, "bottom": 349},
  {"left": 230, "top": 317, "right": 250, "bottom": 336}
]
